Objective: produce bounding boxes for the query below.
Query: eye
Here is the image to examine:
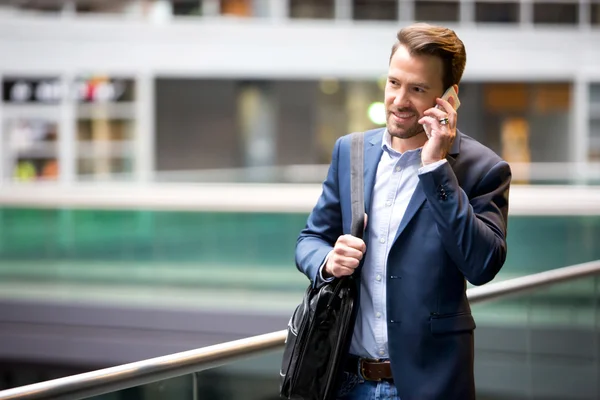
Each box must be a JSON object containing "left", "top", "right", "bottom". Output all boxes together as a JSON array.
[
  {"left": 388, "top": 79, "right": 398, "bottom": 86},
  {"left": 413, "top": 87, "right": 426, "bottom": 93}
]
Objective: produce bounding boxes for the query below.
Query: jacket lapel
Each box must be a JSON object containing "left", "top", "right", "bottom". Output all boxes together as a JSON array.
[
  {"left": 392, "top": 131, "right": 462, "bottom": 244},
  {"left": 364, "top": 132, "right": 384, "bottom": 215},
  {"left": 393, "top": 181, "right": 426, "bottom": 244}
]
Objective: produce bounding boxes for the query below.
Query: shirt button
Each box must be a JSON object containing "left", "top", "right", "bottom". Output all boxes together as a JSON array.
[
  {"left": 376, "top": 274, "right": 382, "bottom": 281},
  {"left": 379, "top": 350, "right": 385, "bottom": 356},
  {"left": 395, "top": 166, "right": 401, "bottom": 172},
  {"left": 379, "top": 238, "right": 386, "bottom": 244},
  {"left": 376, "top": 312, "right": 381, "bottom": 318},
  {"left": 385, "top": 200, "right": 392, "bottom": 207}
]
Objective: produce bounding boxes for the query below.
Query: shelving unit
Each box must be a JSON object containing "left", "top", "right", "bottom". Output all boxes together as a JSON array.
[
  {"left": 74, "top": 76, "right": 137, "bottom": 181},
  {"left": 0, "top": 75, "right": 139, "bottom": 184},
  {"left": 1, "top": 76, "right": 62, "bottom": 182}
]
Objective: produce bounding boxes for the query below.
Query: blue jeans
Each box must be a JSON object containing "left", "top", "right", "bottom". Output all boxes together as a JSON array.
[{"left": 336, "top": 372, "right": 400, "bottom": 400}]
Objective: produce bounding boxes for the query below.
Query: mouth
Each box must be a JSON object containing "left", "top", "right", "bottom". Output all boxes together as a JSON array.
[{"left": 390, "top": 111, "right": 416, "bottom": 123}]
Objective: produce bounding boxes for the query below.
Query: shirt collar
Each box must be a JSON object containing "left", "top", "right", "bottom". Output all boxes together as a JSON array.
[
  {"left": 381, "top": 129, "right": 394, "bottom": 153},
  {"left": 381, "top": 129, "right": 422, "bottom": 159}
]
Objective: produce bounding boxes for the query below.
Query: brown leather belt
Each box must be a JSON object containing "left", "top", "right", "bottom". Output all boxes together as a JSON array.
[{"left": 345, "top": 354, "right": 393, "bottom": 382}]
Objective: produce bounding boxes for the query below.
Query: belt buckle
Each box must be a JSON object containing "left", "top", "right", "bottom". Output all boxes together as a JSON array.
[{"left": 359, "top": 358, "right": 382, "bottom": 382}]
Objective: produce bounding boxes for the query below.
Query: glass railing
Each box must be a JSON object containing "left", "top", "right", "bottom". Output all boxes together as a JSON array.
[
  {"left": 0, "top": 185, "right": 599, "bottom": 398},
  {"left": 1, "top": 207, "right": 599, "bottom": 295},
  {"left": 85, "top": 354, "right": 285, "bottom": 400},
  {"left": 472, "top": 275, "right": 600, "bottom": 400},
  {"left": 1, "top": 261, "right": 599, "bottom": 400}
]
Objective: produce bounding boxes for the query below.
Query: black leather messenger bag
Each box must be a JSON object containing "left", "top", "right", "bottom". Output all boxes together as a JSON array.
[{"left": 280, "top": 132, "right": 364, "bottom": 400}]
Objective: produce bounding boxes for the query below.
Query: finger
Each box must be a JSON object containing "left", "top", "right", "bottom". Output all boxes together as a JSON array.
[
  {"left": 423, "top": 107, "right": 448, "bottom": 120},
  {"left": 335, "top": 256, "right": 360, "bottom": 269},
  {"left": 331, "top": 256, "right": 359, "bottom": 273},
  {"left": 435, "top": 97, "right": 455, "bottom": 115},
  {"left": 338, "top": 235, "right": 367, "bottom": 253},
  {"left": 347, "top": 236, "right": 367, "bottom": 253},
  {"left": 333, "top": 265, "right": 355, "bottom": 278},
  {"left": 435, "top": 98, "right": 457, "bottom": 126},
  {"left": 422, "top": 109, "right": 452, "bottom": 130},
  {"left": 364, "top": 213, "right": 368, "bottom": 230},
  {"left": 419, "top": 117, "right": 450, "bottom": 141},
  {"left": 333, "top": 244, "right": 364, "bottom": 261},
  {"left": 418, "top": 115, "right": 441, "bottom": 130}
]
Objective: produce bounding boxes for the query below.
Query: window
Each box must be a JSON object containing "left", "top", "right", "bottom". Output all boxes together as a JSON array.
[
  {"left": 312, "top": 80, "right": 384, "bottom": 163},
  {"left": 155, "top": 79, "right": 239, "bottom": 172},
  {"left": 353, "top": 0, "right": 397, "bottom": 21},
  {"left": 172, "top": 0, "right": 202, "bottom": 15},
  {"left": 590, "top": 122, "right": 600, "bottom": 161},
  {"left": 484, "top": 83, "right": 529, "bottom": 114},
  {"left": 290, "top": 0, "right": 334, "bottom": 19},
  {"left": 13, "top": 2, "right": 62, "bottom": 12},
  {"left": 220, "top": 0, "right": 252, "bottom": 16},
  {"left": 75, "top": 0, "right": 126, "bottom": 13},
  {"left": 592, "top": 2, "right": 600, "bottom": 25},
  {"left": 532, "top": 84, "right": 571, "bottom": 114},
  {"left": 414, "top": 1, "right": 460, "bottom": 23},
  {"left": 475, "top": 2, "right": 519, "bottom": 23},
  {"left": 591, "top": 83, "right": 600, "bottom": 104},
  {"left": 533, "top": 2, "right": 578, "bottom": 25},
  {"left": 590, "top": 84, "right": 600, "bottom": 161},
  {"left": 481, "top": 82, "right": 573, "bottom": 164}
]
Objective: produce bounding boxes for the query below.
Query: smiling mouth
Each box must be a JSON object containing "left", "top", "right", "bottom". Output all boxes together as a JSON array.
[{"left": 391, "top": 111, "right": 415, "bottom": 119}]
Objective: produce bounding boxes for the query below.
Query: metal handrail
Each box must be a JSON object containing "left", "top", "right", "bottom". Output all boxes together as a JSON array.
[{"left": 1, "top": 259, "right": 600, "bottom": 400}]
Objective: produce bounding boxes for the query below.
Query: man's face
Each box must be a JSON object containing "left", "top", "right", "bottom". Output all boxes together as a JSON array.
[{"left": 384, "top": 45, "right": 445, "bottom": 139}]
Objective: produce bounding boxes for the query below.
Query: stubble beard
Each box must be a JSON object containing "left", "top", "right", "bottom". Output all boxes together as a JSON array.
[{"left": 386, "top": 112, "right": 425, "bottom": 139}]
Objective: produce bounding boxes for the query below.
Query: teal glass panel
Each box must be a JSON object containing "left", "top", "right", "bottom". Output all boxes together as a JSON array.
[{"left": 1, "top": 208, "right": 599, "bottom": 293}]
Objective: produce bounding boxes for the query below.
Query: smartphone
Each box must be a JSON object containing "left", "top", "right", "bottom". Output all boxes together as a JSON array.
[
  {"left": 423, "top": 86, "right": 460, "bottom": 138},
  {"left": 440, "top": 86, "right": 460, "bottom": 111}
]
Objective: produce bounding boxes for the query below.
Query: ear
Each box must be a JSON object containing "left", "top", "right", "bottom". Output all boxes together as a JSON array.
[{"left": 453, "top": 84, "right": 459, "bottom": 95}]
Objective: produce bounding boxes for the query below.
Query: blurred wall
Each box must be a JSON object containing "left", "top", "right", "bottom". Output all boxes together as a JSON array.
[
  {"left": 155, "top": 79, "right": 240, "bottom": 171},
  {"left": 0, "top": 16, "right": 598, "bottom": 81}
]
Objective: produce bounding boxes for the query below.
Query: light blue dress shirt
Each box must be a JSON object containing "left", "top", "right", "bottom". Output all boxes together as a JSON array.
[{"left": 320, "top": 130, "right": 446, "bottom": 360}]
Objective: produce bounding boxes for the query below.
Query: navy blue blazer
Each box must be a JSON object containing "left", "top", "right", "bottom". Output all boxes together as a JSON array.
[{"left": 295, "top": 128, "right": 511, "bottom": 400}]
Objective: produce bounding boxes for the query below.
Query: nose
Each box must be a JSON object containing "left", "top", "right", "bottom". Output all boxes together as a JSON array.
[{"left": 392, "top": 88, "right": 410, "bottom": 108}]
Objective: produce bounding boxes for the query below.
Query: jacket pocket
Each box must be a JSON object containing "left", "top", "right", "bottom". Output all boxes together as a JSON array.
[{"left": 430, "top": 312, "right": 476, "bottom": 334}]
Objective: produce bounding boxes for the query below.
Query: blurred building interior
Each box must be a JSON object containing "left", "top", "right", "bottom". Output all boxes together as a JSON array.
[{"left": 0, "top": 0, "right": 599, "bottom": 399}]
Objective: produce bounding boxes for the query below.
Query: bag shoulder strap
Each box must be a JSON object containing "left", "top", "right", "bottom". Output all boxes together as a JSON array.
[{"left": 350, "top": 132, "right": 365, "bottom": 239}]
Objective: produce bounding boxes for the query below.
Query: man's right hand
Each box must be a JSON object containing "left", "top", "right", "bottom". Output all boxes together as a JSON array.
[{"left": 323, "top": 234, "right": 367, "bottom": 279}]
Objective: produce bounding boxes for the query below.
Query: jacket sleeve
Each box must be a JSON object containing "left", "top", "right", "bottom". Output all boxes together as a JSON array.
[
  {"left": 418, "top": 160, "right": 512, "bottom": 286},
  {"left": 295, "top": 137, "right": 344, "bottom": 288}
]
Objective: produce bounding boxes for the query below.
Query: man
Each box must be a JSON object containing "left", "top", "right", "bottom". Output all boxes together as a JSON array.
[{"left": 295, "top": 23, "right": 511, "bottom": 400}]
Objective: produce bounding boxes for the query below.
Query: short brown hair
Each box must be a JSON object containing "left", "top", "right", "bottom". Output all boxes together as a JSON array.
[{"left": 390, "top": 23, "right": 467, "bottom": 90}]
